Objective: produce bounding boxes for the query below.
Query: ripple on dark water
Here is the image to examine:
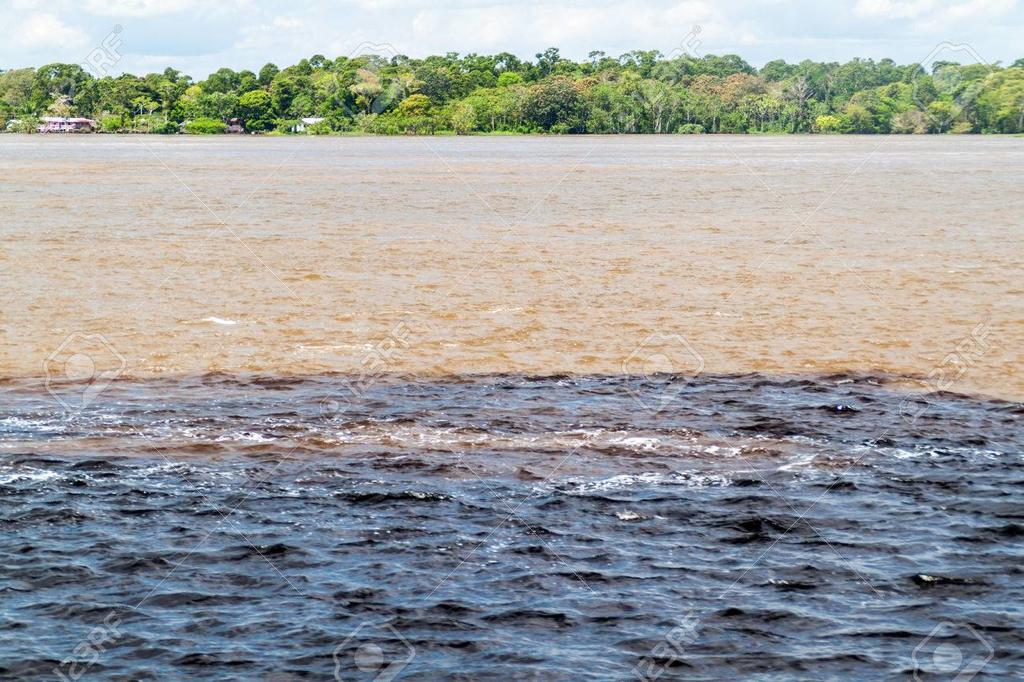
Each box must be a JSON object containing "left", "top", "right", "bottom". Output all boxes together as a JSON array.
[{"left": 0, "top": 373, "right": 1021, "bottom": 680}]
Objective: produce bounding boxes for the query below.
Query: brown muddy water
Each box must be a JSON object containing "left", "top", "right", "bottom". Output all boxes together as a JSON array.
[
  {"left": 1, "top": 135, "right": 1021, "bottom": 398},
  {"left": 1, "top": 136, "right": 1022, "bottom": 680}
]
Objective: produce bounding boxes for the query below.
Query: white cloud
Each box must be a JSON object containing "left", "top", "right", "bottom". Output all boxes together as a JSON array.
[
  {"left": 407, "top": 1, "right": 718, "bottom": 57},
  {"left": 855, "top": 0, "right": 1018, "bottom": 28},
  {"left": 854, "top": 0, "right": 936, "bottom": 19},
  {"left": 13, "top": 13, "right": 89, "bottom": 50},
  {"left": 82, "top": 0, "right": 198, "bottom": 16},
  {"left": 234, "top": 15, "right": 310, "bottom": 51},
  {"left": 0, "top": 0, "right": 1020, "bottom": 78},
  {"left": 913, "top": 0, "right": 1017, "bottom": 30}
]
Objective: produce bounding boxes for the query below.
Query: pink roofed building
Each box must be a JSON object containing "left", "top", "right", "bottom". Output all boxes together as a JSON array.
[{"left": 37, "top": 117, "right": 99, "bottom": 133}]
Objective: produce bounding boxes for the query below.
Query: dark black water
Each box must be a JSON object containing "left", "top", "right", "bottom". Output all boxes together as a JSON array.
[{"left": 1, "top": 373, "right": 1022, "bottom": 680}]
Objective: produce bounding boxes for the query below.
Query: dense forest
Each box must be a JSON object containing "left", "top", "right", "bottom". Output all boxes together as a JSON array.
[{"left": 2, "top": 48, "right": 1023, "bottom": 134}]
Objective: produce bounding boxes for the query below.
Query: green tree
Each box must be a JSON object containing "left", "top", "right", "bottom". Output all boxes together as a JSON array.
[
  {"left": 497, "top": 72, "right": 524, "bottom": 88},
  {"left": 976, "top": 69, "right": 1024, "bottom": 132},
  {"left": 842, "top": 103, "right": 876, "bottom": 133},
  {"left": 525, "top": 77, "right": 585, "bottom": 132},
  {"left": 397, "top": 93, "right": 430, "bottom": 117},
  {"left": 270, "top": 73, "right": 310, "bottom": 117},
  {"left": 891, "top": 110, "right": 926, "bottom": 134},
  {"left": 238, "top": 89, "right": 273, "bottom": 131},
  {"left": 349, "top": 67, "right": 386, "bottom": 114},
  {"left": 203, "top": 68, "right": 241, "bottom": 94},
  {"left": 814, "top": 114, "right": 843, "bottom": 133},
  {"left": 258, "top": 63, "right": 279, "bottom": 86},
  {"left": 449, "top": 100, "right": 475, "bottom": 134},
  {"left": 198, "top": 91, "right": 238, "bottom": 121},
  {"left": 32, "top": 63, "right": 91, "bottom": 114},
  {"left": 0, "top": 68, "right": 36, "bottom": 117},
  {"left": 47, "top": 95, "right": 73, "bottom": 118},
  {"left": 185, "top": 117, "right": 226, "bottom": 134},
  {"left": 5, "top": 47, "right": 1022, "bottom": 136},
  {"left": 926, "top": 100, "right": 957, "bottom": 132},
  {"left": 761, "top": 59, "right": 794, "bottom": 82},
  {"left": 534, "top": 48, "right": 565, "bottom": 78}
]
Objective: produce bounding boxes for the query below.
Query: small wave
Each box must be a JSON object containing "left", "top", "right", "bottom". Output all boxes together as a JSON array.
[
  {"left": 0, "top": 466, "right": 63, "bottom": 484},
  {"left": 554, "top": 471, "right": 733, "bottom": 496},
  {"left": 183, "top": 316, "right": 239, "bottom": 325}
]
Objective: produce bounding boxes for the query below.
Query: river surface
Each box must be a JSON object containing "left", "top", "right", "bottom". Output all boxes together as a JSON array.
[
  {"left": 0, "top": 136, "right": 1022, "bottom": 680},
  {"left": 1, "top": 135, "right": 1022, "bottom": 398}
]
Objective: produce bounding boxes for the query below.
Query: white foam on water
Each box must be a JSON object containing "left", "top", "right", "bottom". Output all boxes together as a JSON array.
[
  {"left": 608, "top": 436, "right": 661, "bottom": 451},
  {"left": 0, "top": 466, "right": 63, "bottom": 484},
  {"left": 215, "top": 431, "right": 275, "bottom": 443},
  {"left": 555, "top": 471, "right": 732, "bottom": 496}
]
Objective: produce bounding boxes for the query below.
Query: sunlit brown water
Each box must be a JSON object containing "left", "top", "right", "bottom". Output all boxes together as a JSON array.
[{"left": 1, "top": 135, "right": 1021, "bottom": 398}]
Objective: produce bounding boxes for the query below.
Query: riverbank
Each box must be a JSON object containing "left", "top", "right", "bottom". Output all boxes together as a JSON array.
[
  {"left": 4, "top": 52, "right": 1023, "bottom": 137},
  {"left": 3, "top": 129, "right": 1021, "bottom": 137}
]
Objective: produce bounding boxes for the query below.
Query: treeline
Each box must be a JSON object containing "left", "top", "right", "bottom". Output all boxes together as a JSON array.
[{"left": 2, "top": 48, "right": 1023, "bottom": 134}]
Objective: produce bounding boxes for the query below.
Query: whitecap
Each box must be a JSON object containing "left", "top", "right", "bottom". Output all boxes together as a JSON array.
[
  {"left": 556, "top": 471, "right": 731, "bottom": 496},
  {"left": 0, "top": 466, "right": 63, "bottom": 484}
]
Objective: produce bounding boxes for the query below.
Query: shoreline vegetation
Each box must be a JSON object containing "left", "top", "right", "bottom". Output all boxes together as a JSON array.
[{"left": 2, "top": 48, "right": 1023, "bottom": 136}]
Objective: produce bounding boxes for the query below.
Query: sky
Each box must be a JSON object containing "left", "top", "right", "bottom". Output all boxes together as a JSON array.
[{"left": 2, "top": 0, "right": 1021, "bottom": 79}]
